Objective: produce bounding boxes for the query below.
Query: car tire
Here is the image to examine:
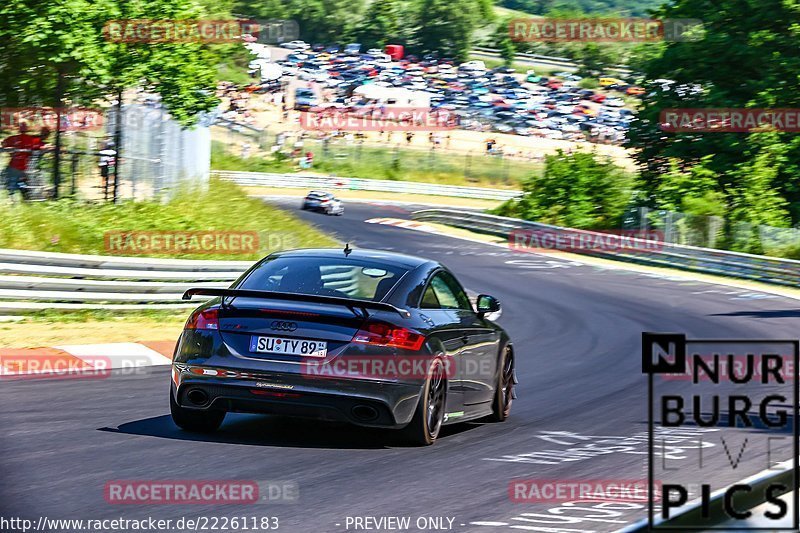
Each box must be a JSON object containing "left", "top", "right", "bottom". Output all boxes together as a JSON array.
[
  {"left": 489, "top": 345, "right": 515, "bottom": 422},
  {"left": 399, "top": 358, "right": 446, "bottom": 446},
  {"left": 170, "top": 390, "right": 225, "bottom": 433}
]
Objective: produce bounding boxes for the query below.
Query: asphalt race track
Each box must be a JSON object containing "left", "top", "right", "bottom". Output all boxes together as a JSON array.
[{"left": 2, "top": 197, "right": 799, "bottom": 532}]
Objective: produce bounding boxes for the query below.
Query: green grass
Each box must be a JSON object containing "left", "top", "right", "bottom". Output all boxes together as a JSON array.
[
  {"left": 11, "top": 309, "right": 189, "bottom": 323},
  {"left": 493, "top": 6, "right": 543, "bottom": 19},
  {"left": 211, "top": 141, "right": 538, "bottom": 188},
  {"left": 0, "top": 178, "right": 336, "bottom": 259},
  {"left": 472, "top": 55, "right": 560, "bottom": 78}
]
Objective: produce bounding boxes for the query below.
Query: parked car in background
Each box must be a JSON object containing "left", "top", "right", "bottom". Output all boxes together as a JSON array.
[
  {"left": 294, "top": 87, "right": 319, "bottom": 110},
  {"left": 525, "top": 70, "right": 542, "bottom": 83},
  {"left": 460, "top": 60, "right": 486, "bottom": 71},
  {"left": 282, "top": 40, "right": 310, "bottom": 50},
  {"left": 599, "top": 77, "right": 626, "bottom": 87}
]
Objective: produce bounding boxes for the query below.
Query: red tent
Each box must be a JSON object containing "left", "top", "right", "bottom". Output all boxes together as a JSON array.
[{"left": 385, "top": 44, "right": 404, "bottom": 61}]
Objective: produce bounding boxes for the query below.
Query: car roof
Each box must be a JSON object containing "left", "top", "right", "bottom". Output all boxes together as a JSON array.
[{"left": 270, "top": 248, "right": 435, "bottom": 269}]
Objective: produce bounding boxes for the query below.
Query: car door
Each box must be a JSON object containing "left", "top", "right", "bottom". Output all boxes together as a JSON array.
[
  {"left": 434, "top": 271, "right": 500, "bottom": 407},
  {"left": 417, "top": 272, "right": 466, "bottom": 413}
]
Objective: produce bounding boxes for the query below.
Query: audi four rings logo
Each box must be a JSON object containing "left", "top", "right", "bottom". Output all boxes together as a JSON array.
[{"left": 270, "top": 320, "right": 298, "bottom": 332}]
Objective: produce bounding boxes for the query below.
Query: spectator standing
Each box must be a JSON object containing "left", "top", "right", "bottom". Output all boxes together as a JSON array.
[
  {"left": 98, "top": 140, "right": 117, "bottom": 201},
  {"left": 299, "top": 151, "right": 314, "bottom": 169},
  {"left": 2, "top": 122, "right": 43, "bottom": 201}
]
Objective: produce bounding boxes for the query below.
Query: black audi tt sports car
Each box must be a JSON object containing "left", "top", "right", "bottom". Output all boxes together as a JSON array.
[{"left": 171, "top": 248, "right": 516, "bottom": 445}]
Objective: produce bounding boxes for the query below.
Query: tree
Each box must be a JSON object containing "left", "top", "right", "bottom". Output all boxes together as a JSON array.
[
  {"left": 356, "top": 0, "right": 407, "bottom": 50},
  {"left": 495, "top": 150, "right": 631, "bottom": 229},
  {"left": 279, "top": 0, "right": 365, "bottom": 45},
  {"left": 626, "top": 0, "right": 800, "bottom": 223},
  {"left": 416, "top": 0, "right": 492, "bottom": 61},
  {"left": 489, "top": 17, "right": 517, "bottom": 65},
  {"left": 1, "top": 0, "right": 224, "bottom": 196},
  {"left": 575, "top": 43, "right": 616, "bottom": 78},
  {"left": 234, "top": 0, "right": 288, "bottom": 19}
]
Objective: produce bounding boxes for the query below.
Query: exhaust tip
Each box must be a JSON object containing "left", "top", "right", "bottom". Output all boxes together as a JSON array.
[
  {"left": 186, "top": 388, "right": 210, "bottom": 406},
  {"left": 352, "top": 404, "right": 379, "bottom": 422}
]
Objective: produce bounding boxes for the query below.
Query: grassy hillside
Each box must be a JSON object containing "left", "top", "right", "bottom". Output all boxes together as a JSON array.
[{"left": 0, "top": 179, "right": 336, "bottom": 259}]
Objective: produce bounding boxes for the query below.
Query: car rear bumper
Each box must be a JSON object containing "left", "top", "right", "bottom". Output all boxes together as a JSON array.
[{"left": 171, "top": 363, "right": 422, "bottom": 428}]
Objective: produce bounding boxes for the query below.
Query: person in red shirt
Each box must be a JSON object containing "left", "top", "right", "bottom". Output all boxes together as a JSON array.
[{"left": 2, "top": 122, "right": 44, "bottom": 199}]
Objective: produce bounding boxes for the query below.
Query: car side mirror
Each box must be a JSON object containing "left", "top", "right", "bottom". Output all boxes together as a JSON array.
[{"left": 476, "top": 294, "right": 500, "bottom": 317}]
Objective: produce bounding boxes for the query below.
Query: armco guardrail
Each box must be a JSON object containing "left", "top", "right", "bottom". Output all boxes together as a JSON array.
[
  {"left": 411, "top": 210, "right": 800, "bottom": 288},
  {"left": 471, "top": 46, "right": 632, "bottom": 75},
  {"left": 214, "top": 170, "right": 522, "bottom": 201},
  {"left": 0, "top": 249, "right": 357, "bottom": 314}
]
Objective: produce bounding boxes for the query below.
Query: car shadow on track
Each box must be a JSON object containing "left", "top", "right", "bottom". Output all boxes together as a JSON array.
[
  {"left": 711, "top": 310, "right": 800, "bottom": 318},
  {"left": 99, "top": 413, "right": 481, "bottom": 449}
]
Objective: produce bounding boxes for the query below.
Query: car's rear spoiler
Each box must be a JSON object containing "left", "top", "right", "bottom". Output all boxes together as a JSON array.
[{"left": 182, "top": 288, "right": 410, "bottom": 318}]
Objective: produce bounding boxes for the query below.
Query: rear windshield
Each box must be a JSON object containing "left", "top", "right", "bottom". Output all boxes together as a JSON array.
[{"left": 235, "top": 256, "right": 409, "bottom": 302}]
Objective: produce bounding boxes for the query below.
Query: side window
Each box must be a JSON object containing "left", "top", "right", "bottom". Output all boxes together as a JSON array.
[
  {"left": 420, "top": 272, "right": 472, "bottom": 310},
  {"left": 438, "top": 271, "right": 472, "bottom": 310},
  {"left": 420, "top": 284, "right": 440, "bottom": 308}
]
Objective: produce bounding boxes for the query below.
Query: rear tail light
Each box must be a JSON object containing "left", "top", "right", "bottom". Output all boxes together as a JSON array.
[
  {"left": 352, "top": 321, "right": 425, "bottom": 351},
  {"left": 185, "top": 307, "right": 219, "bottom": 330}
]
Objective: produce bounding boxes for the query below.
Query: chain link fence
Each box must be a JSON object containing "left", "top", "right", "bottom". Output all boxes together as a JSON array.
[
  {"left": 106, "top": 100, "right": 212, "bottom": 199},
  {"left": 0, "top": 100, "right": 211, "bottom": 202},
  {"left": 623, "top": 207, "right": 800, "bottom": 258},
  {"left": 211, "top": 121, "right": 544, "bottom": 187}
]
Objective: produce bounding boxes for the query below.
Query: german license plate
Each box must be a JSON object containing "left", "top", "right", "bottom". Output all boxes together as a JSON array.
[{"left": 249, "top": 336, "right": 328, "bottom": 357}]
